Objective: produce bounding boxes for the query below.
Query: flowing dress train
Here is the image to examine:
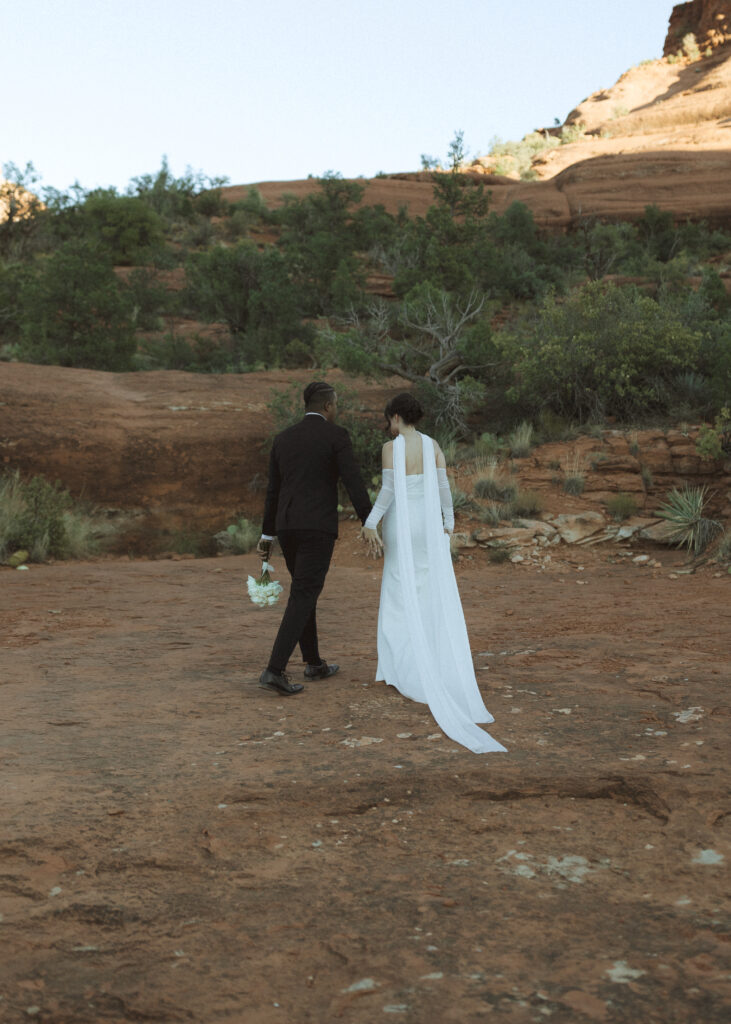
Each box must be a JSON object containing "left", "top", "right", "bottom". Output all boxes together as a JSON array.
[{"left": 367, "top": 433, "right": 506, "bottom": 754}]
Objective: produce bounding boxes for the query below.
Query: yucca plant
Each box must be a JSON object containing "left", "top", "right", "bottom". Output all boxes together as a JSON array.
[{"left": 656, "top": 485, "right": 722, "bottom": 555}]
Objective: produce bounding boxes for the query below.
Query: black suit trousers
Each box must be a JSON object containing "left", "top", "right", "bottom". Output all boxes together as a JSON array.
[{"left": 268, "top": 530, "right": 336, "bottom": 674}]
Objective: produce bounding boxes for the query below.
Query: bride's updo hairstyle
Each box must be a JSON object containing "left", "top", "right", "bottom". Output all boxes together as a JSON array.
[{"left": 384, "top": 392, "right": 424, "bottom": 427}]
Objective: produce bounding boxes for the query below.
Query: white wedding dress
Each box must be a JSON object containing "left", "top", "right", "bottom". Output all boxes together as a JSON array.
[{"left": 365, "top": 433, "right": 507, "bottom": 754}]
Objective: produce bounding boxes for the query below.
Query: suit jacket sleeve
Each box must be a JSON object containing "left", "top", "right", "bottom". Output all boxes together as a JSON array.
[
  {"left": 261, "top": 443, "right": 281, "bottom": 536},
  {"left": 335, "top": 429, "right": 372, "bottom": 525}
]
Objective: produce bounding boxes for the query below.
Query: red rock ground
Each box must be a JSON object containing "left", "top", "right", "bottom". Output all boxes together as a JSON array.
[
  {"left": 1, "top": 361, "right": 730, "bottom": 1023},
  {"left": 1, "top": 542, "right": 729, "bottom": 1023}
]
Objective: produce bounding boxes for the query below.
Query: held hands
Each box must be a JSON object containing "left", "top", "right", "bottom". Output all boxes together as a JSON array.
[{"left": 360, "top": 526, "right": 384, "bottom": 559}]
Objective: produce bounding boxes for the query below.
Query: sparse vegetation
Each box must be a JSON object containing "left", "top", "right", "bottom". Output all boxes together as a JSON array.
[
  {"left": 695, "top": 407, "right": 731, "bottom": 461},
  {"left": 508, "top": 421, "right": 534, "bottom": 458},
  {"left": 214, "top": 518, "right": 260, "bottom": 555},
  {"left": 474, "top": 462, "right": 518, "bottom": 504},
  {"left": 606, "top": 492, "right": 638, "bottom": 521},
  {"left": 0, "top": 471, "right": 111, "bottom": 562},
  {"left": 563, "top": 453, "right": 586, "bottom": 496},
  {"left": 488, "top": 543, "right": 511, "bottom": 564},
  {"left": 512, "top": 489, "right": 543, "bottom": 518}
]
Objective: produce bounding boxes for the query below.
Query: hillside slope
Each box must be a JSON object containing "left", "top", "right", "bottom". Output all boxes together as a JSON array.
[{"left": 224, "top": 3, "right": 731, "bottom": 228}]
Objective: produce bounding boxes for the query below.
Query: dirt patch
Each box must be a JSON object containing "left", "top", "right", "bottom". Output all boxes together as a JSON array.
[{"left": 1, "top": 545, "right": 729, "bottom": 1022}]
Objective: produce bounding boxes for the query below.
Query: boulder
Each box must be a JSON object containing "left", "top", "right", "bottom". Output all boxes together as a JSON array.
[
  {"left": 553, "top": 511, "right": 606, "bottom": 544},
  {"left": 451, "top": 532, "right": 477, "bottom": 550},
  {"left": 472, "top": 526, "right": 540, "bottom": 547},
  {"left": 511, "top": 519, "right": 558, "bottom": 537}
]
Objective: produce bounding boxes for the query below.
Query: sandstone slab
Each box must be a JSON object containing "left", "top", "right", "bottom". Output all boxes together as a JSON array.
[{"left": 553, "top": 511, "right": 607, "bottom": 543}]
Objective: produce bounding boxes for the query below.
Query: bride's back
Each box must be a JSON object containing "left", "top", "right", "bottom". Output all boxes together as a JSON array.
[{"left": 403, "top": 431, "right": 425, "bottom": 476}]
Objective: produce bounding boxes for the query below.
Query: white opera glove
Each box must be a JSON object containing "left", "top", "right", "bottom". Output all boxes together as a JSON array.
[
  {"left": 364, "top": 469, "right": 395, "bottom": 528},
  {"left": 437, "top": 467, "right": 454, "bottom": 532}
]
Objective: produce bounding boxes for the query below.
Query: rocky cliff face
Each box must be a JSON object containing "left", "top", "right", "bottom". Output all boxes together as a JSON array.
[{"left": 664, "top": 0, "right": 731, "bottom": 55}]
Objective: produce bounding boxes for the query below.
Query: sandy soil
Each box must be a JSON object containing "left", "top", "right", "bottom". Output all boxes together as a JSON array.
[{"left": 1, "top": 535, "right": 729, "bottom": 1023}]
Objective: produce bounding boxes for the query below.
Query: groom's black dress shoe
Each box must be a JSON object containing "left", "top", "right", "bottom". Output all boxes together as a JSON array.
[
  {"left": 304, "top": 660, "right": 340, "bottom": 680},
  {"left": 258, "top": 669, "right": 304, "bottom": 695}
]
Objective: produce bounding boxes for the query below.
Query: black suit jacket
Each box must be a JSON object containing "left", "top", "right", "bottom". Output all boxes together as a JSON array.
[{"left": 262, "top": 415, "right": 372, "bottom": 537}]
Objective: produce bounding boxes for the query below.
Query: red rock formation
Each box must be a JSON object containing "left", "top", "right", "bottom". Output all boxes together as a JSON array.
[{"left": 664, "top": 0, "right": 731, "bottom": 55}]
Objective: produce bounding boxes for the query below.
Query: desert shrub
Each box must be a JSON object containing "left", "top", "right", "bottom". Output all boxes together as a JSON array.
[
  {"left": 501, "top": 281, "right": 701, "bottom": 421},
  {"left": 682, "top": 33, "right": 701, "bottom": 61},
  {"left": 488, "top": 544, "right": 511, "bottom": 564},
  {"left": 0, "top": 471, "right": 109, "bottom": 562},
  {"left": 127, "top": 157, "right": 228, "bottom": 222},
  {"left": 472, "top": 432, "right": 503, "bottom": 458},
  {"left": 508, "top": 421, "right": 533, "bottom": 457},
  {"left": 563, "top": 452, "right": 586, "bottom": 495},
  {"left": 450, "top": 485, "right": 474, "bottom": 513},
  {"left": 480, "top": 503, "right": 506, "bottom": 526},
  {"left": 78, "top": 191, "right": 165, "bottom": 264},
  {"left": 487, "top": 131, "right": 559, "bottom": 180},
  {"left": 135, "top": 330, "right": 243, "bottom": 373},
  {"left": 17, "top": 240, "right": 136, "bottom": 370},
  {"left": 194, "top": 188, "right": 227, "bottom": 217},
  {"left": 657, "top": 485, "right": 722, "bottom": 554},
  {"left": 696, "top": 407, "right": 731, "bottom": 460},
  {"left": 474, "top": 473, "right": 518, "bottom": 503},
  {"left": 560, "top": 122, "right": 586, "bottom": 144},
  {"left": 641, "top": 465, "right": 654, "bottom": 490},
  {"left": 512, "top": 489, "right": 543, "bottom": 517},
  {"left": 185, "top": 241, "right": 305, "bottom": 362},
  {"left": 607, "top": 492, "right": 638, "bottom": 521},
  {"left": 124, "top": 267, "right": 175, "bottom": 330},
  {"left": 214, "top": 517, "right": 260, "bottom": 554}
]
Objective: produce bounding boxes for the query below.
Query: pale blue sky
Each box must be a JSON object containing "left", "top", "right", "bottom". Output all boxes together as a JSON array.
[{"left": 9, "top": 0, "right": 676, "bottom": 192}]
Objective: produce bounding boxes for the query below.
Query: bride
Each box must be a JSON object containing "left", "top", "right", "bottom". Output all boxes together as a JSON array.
[{"left": 362, "top": 393, "right": 507, "bottom": 755}]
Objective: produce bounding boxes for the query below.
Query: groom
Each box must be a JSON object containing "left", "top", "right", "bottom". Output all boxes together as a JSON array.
[{"left": 256, "top": 382, "right": 372, "bottom": 695}]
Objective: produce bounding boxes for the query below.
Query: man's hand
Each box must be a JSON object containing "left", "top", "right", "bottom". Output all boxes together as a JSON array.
[
  {"left": 256, "top": 537, "right": 272, "bottom": 561},
  {"left": 360, "top": 526, "right": 384, "bottom": 559}
]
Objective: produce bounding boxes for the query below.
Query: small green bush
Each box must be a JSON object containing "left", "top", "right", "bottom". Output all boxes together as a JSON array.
[
  {"left": 682, "top": 33, "right": 701, "bottom": 61},
  {"left": 607, "top": 492, "right": 638, "bottom": 521},
  {"left": 508, "top": 421, "right": 533, "bottom": 457},
  {"left": 488, "top": 544, "right": 511, "bottom": 564},
  {"left": 0, "top": 471, "right": 109, "bottom": 562},
  {"left": 512, "top": 489, "right": 543, "bottom": 517},
  {"left": 214, "top": 518, "right": 260, "bottom": 554},
  {"left": 474, "top": 476, "right": 518, "bottom": 503},
  {"left": 451, "top": 485, "right": 474, "bottom": 513},
  {"left": 563, "top": 453, "right": 585, "bottom": 495},
  {"left": 695, "top": 407, "right": 731, "bottom": 460}
]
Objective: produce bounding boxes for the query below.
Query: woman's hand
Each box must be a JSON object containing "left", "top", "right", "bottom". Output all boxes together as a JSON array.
[{"left": 360, "top": 526, "right": 384, "bottom": 559}]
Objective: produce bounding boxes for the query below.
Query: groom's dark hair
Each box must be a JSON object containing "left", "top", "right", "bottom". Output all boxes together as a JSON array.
[{"left": 304, "top": 381, "right": 335, "bottom": 411}]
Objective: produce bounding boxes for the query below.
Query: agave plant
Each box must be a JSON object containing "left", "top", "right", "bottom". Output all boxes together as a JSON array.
[{"left": 656, "top": 485, "right": 722, "bottom": 555}]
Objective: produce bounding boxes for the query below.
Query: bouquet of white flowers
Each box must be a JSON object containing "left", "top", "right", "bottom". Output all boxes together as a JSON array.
[{"left": 247, "top": 561, "right": 284, "bottom": 608}]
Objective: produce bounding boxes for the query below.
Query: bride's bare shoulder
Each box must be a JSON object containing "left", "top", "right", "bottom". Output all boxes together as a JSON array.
[
  {"left": 431, "top": 436, "right": 447, "bottom": 468},
  {"left": 382, "top": 440, "right": 394, "bottom": 468}
]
